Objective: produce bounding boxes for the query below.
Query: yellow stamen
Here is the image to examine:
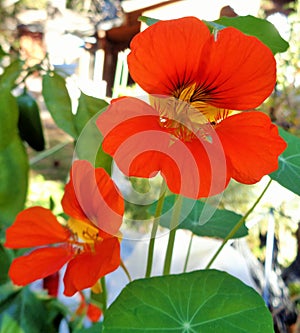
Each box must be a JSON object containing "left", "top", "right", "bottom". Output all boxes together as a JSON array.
[{"left": 67, "top": 218, "right": 102, "bottom": 244}]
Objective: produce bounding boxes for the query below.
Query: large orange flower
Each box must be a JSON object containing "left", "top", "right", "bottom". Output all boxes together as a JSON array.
[
  {"left": 4, "top": 160, "right": 124, "bottom": 296},
  {"left": 96, "top": 17, "right": 286, "bottom": 199}
]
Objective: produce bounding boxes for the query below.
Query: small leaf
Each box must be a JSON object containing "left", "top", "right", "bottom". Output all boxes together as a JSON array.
[
  {"left": 42, "top": 72, "right": 77, "bottom": 138},
  {"left": 103, "top": 270, "right": 274, "bottom": 333},
  {"left": 138, "top": 16, "right": 160, "bottom": 26},
  {"left": 213, "top": 15, "right": 289, "bottom": 54},
  {"left": 75, "top": 112, "right": 112, "bottom": 174},
  {"left": 149, "top": 195, "right": 247, "bottom": 239},
  {"left": 75, "top": 92, "right": 108, "bottom": 134},
  {"left": 270, "top": 127, "right": 300, "bottom": 196},
  {"left": 0, "top": 59, "right": 24, "bottom": 90}
]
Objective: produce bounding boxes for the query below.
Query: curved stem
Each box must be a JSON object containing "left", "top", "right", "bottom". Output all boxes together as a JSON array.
[
  {"left": 145, "top": 180, "right": 167, "bottom": 278},
  {"left": 205, "top": 178, "right": 272, "bottom": 269},
  {"left": 120, "top": 259, "right": 132, "bottom": 282},
  {"left": 163, "top": 195, "right": 183, "bottom": 275},
  {"left": 183, "top": 233, "right": 194, "bottom": 273}
]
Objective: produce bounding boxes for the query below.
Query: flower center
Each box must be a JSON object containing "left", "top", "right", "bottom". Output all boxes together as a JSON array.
[
  {"left": 150, "top": 83, "right": 231, "bottom": 142},
  {"left": 67, "top": 218, "right": 102, "bottom": 244}
]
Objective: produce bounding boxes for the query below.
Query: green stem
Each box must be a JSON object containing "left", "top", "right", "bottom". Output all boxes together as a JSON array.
[
  {"left": 100, "top": 276, "right": 107, "bottom": 313},
  {"left": 29, "top": 140, "right": 71, "bottom": 165},
  {"left": 183, "top": 233, "right": 194, "bottom": 273},
  {"left": 120, "top": 259, "right": 132, "bottom": 282},
  {"left": 145, "top": 180, "right": 167, "bottom": 278},
  {"left": 205, "top": 178, "right": 272, "bottom": 269},
  {"left": 163, "top": 195, "right": 183, "bottom": 275}
]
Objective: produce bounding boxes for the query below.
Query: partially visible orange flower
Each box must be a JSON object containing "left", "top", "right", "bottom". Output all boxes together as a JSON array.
[
  {"left": 76, "top": 291, "right": 102, "bottom": 322},
  {"left": 4, "top": 160, "right": 124, "bottom": 296}
]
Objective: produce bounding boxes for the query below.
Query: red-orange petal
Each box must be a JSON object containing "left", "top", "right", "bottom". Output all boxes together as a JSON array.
[
  {"left": 97, "top": 97, "right": 229, "bottom": 198},
  {"left": 198, "top": 27, "right": 276, "bottom": 110},
  {"left": 9, "top": 246, "right": 74, "bottom": 286},
  {"left": 128, "top": 17, "right": 276, "bottom": 110},
  {"left": 61, "top": 160, "right": 124, "bottom": 236},
  {"left": 216, "top": 111, "right": 287, "bottom": 184},
  {"left": 63, "top": 237, "right": 120, "bottom": 296},
  {"left": 4, "top": 207, "right": 70, "bottom": 249},
  {"left": 128, "top": 17, "right": 211, "bottom": 96}
]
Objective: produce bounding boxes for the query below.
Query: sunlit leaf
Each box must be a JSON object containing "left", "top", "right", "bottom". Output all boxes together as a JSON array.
[
  {"left": 270, "top": 127, "right": 300, "bottom": 196},
  {"left": 42, "top": 72, "right": 77, "bottom": 138},
  {"left": 103, "top": 270, "right": 273, "bottom": 333},
  {"left": 75, "top": 92, "right": 108, "bottom": 134},
  {"left": 213, "top": 15, "right": 289, "bottom": 54},
  {"left": 149, "top": 195, "right": 247, "bottom": 239}
]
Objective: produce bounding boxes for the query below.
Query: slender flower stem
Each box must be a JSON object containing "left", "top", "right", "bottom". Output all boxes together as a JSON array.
[
  {"left": 183, "top": 233, "right": 194, "bottom": 273},
  {"left": 163, "top": 195, "right": 183, "bottom": 275},
  {"left": 120, "top": 259, "right": 132, "bottom": 282},
  {"left": 29, "top": 140, "right": 71, "bottom": 165},
  {"left": 205, "top": 178, "right": 272, "bottom": 269},
  {"left": 100, "top": 277, "right": 107, "bottom": 313},
  {"left": 145, "top": 180, "right": 167, "bottom": 278}
]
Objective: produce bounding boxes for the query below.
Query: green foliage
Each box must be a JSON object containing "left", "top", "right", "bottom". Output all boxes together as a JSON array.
[
  {"left": 213, "top": 15, "right": 289, "bottom": 54},
  {"left": 0, "top": 137, "right": 28, "bottom": 229},
  {"left": 74, "top": 323, "right": 103, "bottom": 333},
  {"left": 0, "top": 284, "right": 68, "bottom": 333},
  {"left": 42, "top": 72, "right": 77, "bottom": 139},
  {"left": 17, "top": 90, "right": 45, "bottom": 151},
  {"left": 270, "top": 127, "right": 300, "bottom": 196},
  {"left": 139, "top": 15, "right": 289, "bottom": 55},
  {"left": 103, "top": 270, "right": 274, "bottom": 333},
  {"left": 149, "top": 195, "right": 248, "bottom": 239}
]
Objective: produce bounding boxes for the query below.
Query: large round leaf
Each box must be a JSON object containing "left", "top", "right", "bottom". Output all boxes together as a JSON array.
[{"left": 103, "top": 270, "right": 273, "bottom": 333}]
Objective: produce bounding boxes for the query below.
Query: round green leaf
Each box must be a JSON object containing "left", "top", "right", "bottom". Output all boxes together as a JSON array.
[
  {"left": 270, "top": 127, "right": 300, "bottom": 196},
  {"left": 103, "top": 270, "right": 273, "bottom": 333}
]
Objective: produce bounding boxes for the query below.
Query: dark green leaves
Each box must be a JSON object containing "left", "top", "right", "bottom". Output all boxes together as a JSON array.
[
  {"left": 0, "top": 137, "right": 28, "bottom": 229},
  {"left": 214, "top": 15, "right": 289, "bottom": 54},
  {"left": 103, "top": 270, "right": 274, "bottom": 333},
  {"left": 270, "top": 127, "right": 300, "bottom": 196},
  {"left": 0, "top": 285, "right": 67, "bottom": 333},
  {"left": 150, "top": 195, "right": 248, "bottom": 239}
]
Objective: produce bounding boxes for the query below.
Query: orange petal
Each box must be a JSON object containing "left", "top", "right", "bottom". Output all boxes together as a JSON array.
[
  {"left": 128, "top": 17, "right": 210, "bottom": 96},
  {"left": 98, "top": 97, "right": 229, "bottom": 198},
  {"left": 199, "top": 27, "right": 276, "bottom": 110},
  {"left": 216, "top": 111, "right": 287, "bottom": 184},
  {"left": 128, "top": 17, "right": 275, "bottom": 110},
  {"left": 9, "top": 246, "right": 73, "bottom": 286},
  {"left": 4, "top": 207, "right": 70, "bottom": 249},
  {"left": 63, "top": 237, "right": 120, "bottom": 296},
  {"left": 62, "top": 160, "right": 124, "bottom": 236}
]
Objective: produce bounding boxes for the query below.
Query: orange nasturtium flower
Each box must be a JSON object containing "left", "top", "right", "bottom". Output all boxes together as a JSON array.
[
  {"left": 4, "top": 160, "right": 124, "bottom": 296},
  {"left": 96, "top": 17, "right": 286, "bottom": 199}
]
